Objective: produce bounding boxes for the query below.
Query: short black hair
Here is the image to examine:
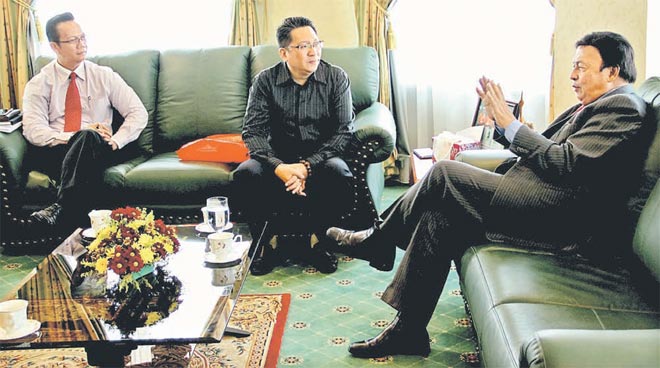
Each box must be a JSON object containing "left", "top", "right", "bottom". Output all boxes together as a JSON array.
[
  {"left": 46, "top": 12, "right": 75, "bottom": 43},
  {"left": 575, "top": 31, "right": 637, "bottom": 83},
  {"left": 276, "top": 16, "right": 317, "bottom": 48}
]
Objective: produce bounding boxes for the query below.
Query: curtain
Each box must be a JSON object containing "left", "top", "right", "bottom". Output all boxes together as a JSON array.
[
  {"left": 354, "top": 0, "right": 399, "bottom": 179},
  {"left": 354, "top": 0, "right": 395, "bottom": 108},
  {"left": 230, "top": 0, "right": 261, "bottom": 46},
  {"left": 0, "top": 0, "right": 38, "bottom": 109},
  {"left": 389, "top": 0, "right": 555, "bottom": 183}
]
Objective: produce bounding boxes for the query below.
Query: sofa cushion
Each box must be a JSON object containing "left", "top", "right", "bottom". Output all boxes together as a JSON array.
[
  {"left": 250, "top": 45, "right": 379, "bottom": 111},
  {"left": 155, "top": 47, "right": 251, "bottom": 153},
  {"left": 104, "top": 152, "right": 233, "bottom": 206},
  {"left": 34, "top": 51, "right": 160, "bottom": 154},
  {"left": 460, "top": 245, "right": 658, "bottom": 316},
  {"left": 476, "top": 303, "right": 660, "bottom": 368}
]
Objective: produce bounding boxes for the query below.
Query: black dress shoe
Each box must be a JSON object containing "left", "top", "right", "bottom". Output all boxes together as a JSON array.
[
  {"left": 249, "top": 246, "right": 281, "bottom": 276},
  {"left": 29, "top": 203, "right": 63, "bottom": 227},
  {"left": 305, "top": 246, "right": 338, "bottom": 274},
  {"left": 349, "top": 315, "right": 431, "bottom": 358},
  {"left": 326, "top": 226, "right": 395, "bottom": 272}
]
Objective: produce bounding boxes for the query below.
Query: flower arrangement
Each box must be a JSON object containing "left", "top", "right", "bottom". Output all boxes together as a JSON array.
[{"left": 80, "top": 206, "right": 180, "bottom": 290}]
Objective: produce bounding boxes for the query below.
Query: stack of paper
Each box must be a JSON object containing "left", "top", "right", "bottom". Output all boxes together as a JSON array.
[{"left": 0, "top": 108, "right": 23, "bottom": 133}]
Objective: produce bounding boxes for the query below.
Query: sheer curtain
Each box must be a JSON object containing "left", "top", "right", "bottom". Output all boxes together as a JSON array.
[
  {"left": 34, "top": 0, "right": 233, "bottom": 56},
  {"left": 390, "top": 1, "right": 555, "bottom": 159}
]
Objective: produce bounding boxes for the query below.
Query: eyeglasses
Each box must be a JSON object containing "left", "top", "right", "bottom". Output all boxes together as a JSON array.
[
  {"left": 58, "top": 34, "right": 87, "bottom": 45},
  {"left": 287, "top": 40, "right": 324, "bottom": 51}
]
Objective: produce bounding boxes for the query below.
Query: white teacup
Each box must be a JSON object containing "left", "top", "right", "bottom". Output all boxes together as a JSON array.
[
  {"left": 207, "top": 232, "right": 242, "bottom": 260},
  {"left": 0, "top": 299, "right": 28, "bottom": 335},
  {"left": 88, "top": 209, "right": 112, "bottom": 235}
]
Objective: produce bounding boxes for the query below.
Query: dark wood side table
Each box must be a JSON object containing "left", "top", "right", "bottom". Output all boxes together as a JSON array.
[{"left": 411, "top": 149, "right": 434, "bottom": 184}]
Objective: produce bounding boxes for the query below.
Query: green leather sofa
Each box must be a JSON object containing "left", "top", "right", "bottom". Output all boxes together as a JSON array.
[
  {"left": 0, "top": 46, "right": 396, "bottom": 248},
  {"left": 455, "top": 77, "right": 660, "bottom": 367}
]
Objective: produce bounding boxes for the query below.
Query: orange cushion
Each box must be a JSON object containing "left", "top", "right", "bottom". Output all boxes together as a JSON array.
[{"left": 176, "top": 134, "right": 249, "bottom": 163}]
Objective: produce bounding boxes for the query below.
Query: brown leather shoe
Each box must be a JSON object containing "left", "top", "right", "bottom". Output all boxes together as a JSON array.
[
  {"left": 326, "top": 226, "right": 395, "bottom": 271},
  {"left": 348, "top": 315, "right": 431, "bottom": 358},
  {"left": 29, "top": 203, "right": 62, "bottom": 226}
]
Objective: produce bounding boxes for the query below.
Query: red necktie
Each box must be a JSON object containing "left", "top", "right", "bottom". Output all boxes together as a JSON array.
[{"left": 64, "top": 72, "right": 81, "bottom": 132}]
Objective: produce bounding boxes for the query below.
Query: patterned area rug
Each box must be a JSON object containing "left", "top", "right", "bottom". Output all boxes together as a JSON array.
[{"left": 0, "top": 293, "right": 290, "bottom": 368}]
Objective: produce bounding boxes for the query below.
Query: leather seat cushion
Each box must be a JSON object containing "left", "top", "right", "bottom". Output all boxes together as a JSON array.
[
  {"left": 104, "top": 152, "right": 233, "bottom": 205},
  {"left": 460, "top": 244, "right": 659, "bottom": 318},
  {"left": 476, "top": 303, "right": 660, "bottom": 368}
]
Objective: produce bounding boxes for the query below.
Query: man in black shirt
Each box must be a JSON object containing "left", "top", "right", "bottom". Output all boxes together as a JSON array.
[{"left": 233, "top": 16, "right": 355, "bottom": 275}]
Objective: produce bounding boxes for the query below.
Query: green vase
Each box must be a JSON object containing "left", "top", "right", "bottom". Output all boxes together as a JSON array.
[{"left": 131, "top": 263, "right": 155, "bottom": 280}]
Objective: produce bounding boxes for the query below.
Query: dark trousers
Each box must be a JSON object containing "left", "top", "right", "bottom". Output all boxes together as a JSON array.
[
  {"left": 232, "top": 157, "right": 354, "bottom": 244},
  {"left": 378, "top": 160, "right": 502, "bottom": 327},
  {"left": 26, "top": 130, "right": 125, "bottom": 224}
]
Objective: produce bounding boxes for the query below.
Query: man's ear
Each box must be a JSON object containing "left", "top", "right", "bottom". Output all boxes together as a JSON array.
[
  {"left": 608, "top": 65, "right": 620, "bottom": 81},
  {"left": 278, "top": 47, "right": 288, "bottom": 62},
  {"left": 49, "top": 42, "right": 60, "bottom": 55}
]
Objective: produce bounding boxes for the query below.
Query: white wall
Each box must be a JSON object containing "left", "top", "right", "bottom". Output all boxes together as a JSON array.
[{"left": 551, "top": 0, "right": 647, "bottom": 118}]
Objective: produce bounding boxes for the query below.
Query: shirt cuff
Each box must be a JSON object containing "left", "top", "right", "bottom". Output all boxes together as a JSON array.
[
  {"left": 54, "top": 132, "right": 74, "bottom": 144},
  {"left": 504, "top": 119, "right": 523, "bottom": 143},
  {"left": 267, "top": 157, "right": 284, "bottom": 171}
]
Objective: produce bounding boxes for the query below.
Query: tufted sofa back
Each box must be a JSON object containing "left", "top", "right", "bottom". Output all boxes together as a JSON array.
[
  {"left": 249, "top": 45, "right": 380, "bottom": 112},
  {"left": 33, "top": 45, "right": 381, "bottom": 155}
]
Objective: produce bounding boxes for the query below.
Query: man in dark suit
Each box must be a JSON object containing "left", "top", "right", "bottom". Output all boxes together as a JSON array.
[{"left": 326, "top": 31, "right": 652, "bottom": 358}]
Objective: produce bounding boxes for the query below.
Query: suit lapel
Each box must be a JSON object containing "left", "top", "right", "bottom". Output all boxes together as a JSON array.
[{"left": 543, "top": 104, "right": 581, "bottom": 139}]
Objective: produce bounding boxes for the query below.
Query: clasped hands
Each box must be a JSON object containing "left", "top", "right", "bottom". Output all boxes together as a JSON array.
[
  {"left": 475, "top": 76, "right": 516, "bottom": 129},
  {"left": 275, "top": 163, "right": 308, "bottom": 196},
  {"left": 87, "top": 122, "right": 118, "bottom": 150}
]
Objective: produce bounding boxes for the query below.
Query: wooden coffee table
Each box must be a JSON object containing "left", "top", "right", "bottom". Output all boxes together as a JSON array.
[{"left": 0, "top": 222, "right": 266, "bottom": 367}]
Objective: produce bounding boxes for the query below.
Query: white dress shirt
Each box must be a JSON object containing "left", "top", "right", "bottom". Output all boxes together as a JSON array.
[{"left": 22, "top": 60, "right": 148, "bottom": 149}]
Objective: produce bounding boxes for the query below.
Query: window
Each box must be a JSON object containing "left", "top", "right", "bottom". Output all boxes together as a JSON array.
[
  {"left": 389, "top": 1, "right": 555, "bottom": 149},
  {"left": 35, "top": 1, "right": 233, "bottom": 56},
  {"left": 647, "top": 0, "right": 659, "bottom": 78}
]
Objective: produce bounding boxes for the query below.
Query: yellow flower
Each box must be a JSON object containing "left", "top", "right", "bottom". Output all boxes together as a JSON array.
[
  {"left": 88, "top": 238, "right": 101, "bottom": 252},
  {"left": 139, "top": 248, "right": 156, "bottom": 264},
  {"left": 145, "top": 312, "right": 162, "bottom": 326},
  {"left": 95, "top": 258, "right": 109, "bottom": 274}
]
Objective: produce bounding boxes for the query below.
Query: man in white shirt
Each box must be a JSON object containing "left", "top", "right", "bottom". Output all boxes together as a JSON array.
[{"left": 22, "top": 12, "right": 147, "bottom": 231}]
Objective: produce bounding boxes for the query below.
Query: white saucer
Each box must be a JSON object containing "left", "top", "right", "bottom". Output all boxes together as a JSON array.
[
  {"left": 81, "top": 228, "right": 96, "bottom": 239},
  {"left": 0, "top": 319, "right": 41, "bottom": 341},
  {"left": 204, "top": 252, "right": 243, "bottom": 268},
  {"left": 195, "top": 222, "right": 233, "bottom": 234},
  {"left": 204, "top": 241, "right": 249, "bottom": 267}
]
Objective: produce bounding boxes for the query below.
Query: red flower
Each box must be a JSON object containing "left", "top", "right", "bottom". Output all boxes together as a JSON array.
[
  {"left": 111, "top": 206, "right": 142, "bottom": 221},
  {"left": 125, "top": 248, "right": 144, "bottom": 273},
  {"left": 119, "top": 226, "right": 139, "bottom": 244},
  {"left": 154, "top": 219, "right": 168, "bottom": 234},
  {"left": 109, "top": 256, "right": 129, "bottom": 275},
  {"left": 153, "top": 242, "right": 167, "bottom": 258}
]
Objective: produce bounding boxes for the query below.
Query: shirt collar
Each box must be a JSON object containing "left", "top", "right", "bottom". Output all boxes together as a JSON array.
[
  {"left": 54, "top": 60, "right": 86, "bottom": 83},
  {"left": 275, "top": 60, "right": 328, "bottom": 86}
]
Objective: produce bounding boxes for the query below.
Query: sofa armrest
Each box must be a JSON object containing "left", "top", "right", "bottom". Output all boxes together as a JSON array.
[
  {"left": 352, "top": 102, "right": 396, "bottom": 163},
  {"left": 454, "top": 149, "right": 516, "bottom": 172},
  {"left": 521, "top": 329, "right": 660, "bottom": 368},
  {"left": 0, "top": 130, "right": 29, "bottom": 193}
]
